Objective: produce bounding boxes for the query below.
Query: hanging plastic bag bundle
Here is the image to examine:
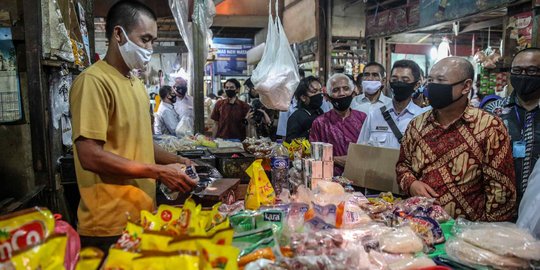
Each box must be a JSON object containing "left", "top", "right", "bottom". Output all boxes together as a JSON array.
[{"left": 251, "top": 0, "right": 300, "bottom": 111}]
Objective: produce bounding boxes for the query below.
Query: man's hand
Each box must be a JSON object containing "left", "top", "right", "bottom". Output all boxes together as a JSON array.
[
  {"left": 177, "top": 156, "right": 193, "bottom": 166},
  {"left": 157, "top": 164, "right": 197, "bottom": 192},
  {"left": 409, "top": 180, "right": 439, "bottom": 198},
  {"left": 245, "top": 110, "right": 254, "bottom": 120}
]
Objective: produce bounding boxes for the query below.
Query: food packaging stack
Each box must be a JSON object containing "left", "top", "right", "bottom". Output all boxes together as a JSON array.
[{"left": 303, "top": 142, "right": 333, "bottom": 189}]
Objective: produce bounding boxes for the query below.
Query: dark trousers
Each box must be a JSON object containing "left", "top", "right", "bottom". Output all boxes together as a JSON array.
[{"left": 80, "top": 235, "right": 120, "bottom": 257}]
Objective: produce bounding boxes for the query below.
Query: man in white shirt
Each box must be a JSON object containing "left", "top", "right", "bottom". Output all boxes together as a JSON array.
[
  {"left": 172, "top": 77, "right": 194, "bottom": 121},
  {"left": 351, "top": 62, "right": 392, "bottom": 114},
  {"left": 154, "top": 86, "right": 180, "bottom": 135},
  {"left": 357, "top": 59, "right": 426, "bottom": 149}
]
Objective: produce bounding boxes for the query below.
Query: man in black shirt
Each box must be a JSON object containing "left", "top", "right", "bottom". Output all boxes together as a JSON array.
[
  {"left": 286, "top": 76, "right": 324, "bottom": 142},
  {"left": 485, "top": 48, "right": 540, "bottom": 204}
]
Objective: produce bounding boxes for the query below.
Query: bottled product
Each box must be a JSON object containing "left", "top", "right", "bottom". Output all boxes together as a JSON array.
[{"left": 270, "top": 140, "right": 289, "bottom": 197}]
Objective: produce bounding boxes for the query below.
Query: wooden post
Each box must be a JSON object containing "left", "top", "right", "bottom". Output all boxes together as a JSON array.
[
  {"left": 316, "top": 0, "right": 329, "bottom": 83},
  {"left": 192, "top": 7, "right": 205, "bottom": 135}
]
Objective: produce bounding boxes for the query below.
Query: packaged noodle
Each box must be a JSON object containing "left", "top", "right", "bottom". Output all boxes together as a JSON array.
[
  {"left": 245, "top": 160, "right": 275, "bottom": 210},
  {"left": 132, "top": 251, "right": 199, "bottom": 270},
  {"left": 0, "top": 207, "right": 55, "bottom": 263},
  {"left": 139, "top": 231, "right": 174, "bottom": 251},
  {"left": 102, "top": 248, "right": 140, "bottom": 270},
  {"left": 197, "top": 241, "right": 239, "bottom": 270},
  {"left": 75, "top": 247, "right": 104, "bottom": 270},
  {"left": 9, "top": 234, "right": 67, "bottom": 270}
]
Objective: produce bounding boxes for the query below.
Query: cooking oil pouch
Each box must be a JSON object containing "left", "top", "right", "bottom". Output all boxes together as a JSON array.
[
  {"left": 132, "top": 252, "right": 199, "bottom": 270},
  {"left": 167, "top": 236, "right": 210, "bottom": 252},
  {"left": 140, "top": 231, "right": 174, "bottom": 251},
  {"left": 75, "top": 247, "right": 104, "bottom": 270},
  {"left": 102, "top": 248, "right": 139, "bottom": 270},
  {"left": 156, "top": 204, "right": 182, "bottom": 230},
  {"left": 8, "top": 234, "right": 67, "bottom": 270},
  {"left": 200, "top": 203, "right": 224, "bottom": 231},
  {"left": 245, "top": 160, "right": 275, "bottom": 210},
  {"left": 141, "top": 210, "right": 164, "bottom": 231},
  {"left": 197, "top": 241, "right": 239, "bottom": 270},
  {"left": 0, "top": 207, "right": 55, "bottom": 263},
  {"left": 114, "top": 221, "right": 143, "bottom": 252}
]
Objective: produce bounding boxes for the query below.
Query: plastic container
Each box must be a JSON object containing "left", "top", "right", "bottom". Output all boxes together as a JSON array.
[{"left": 270, "top": 139, "right": 289, "bottom": 197}]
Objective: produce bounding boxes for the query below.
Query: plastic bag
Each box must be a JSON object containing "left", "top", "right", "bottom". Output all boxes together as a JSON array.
[
  {"left": 388, "top": 256, "right": 436, "bottom": 270},
  {"left": 245, "top": 159, "right": 276, "bottom": 210},
  {"left": 379, "top": 226, "right": 424, "bottom": 254},
  {"left": 453, "top": 218, "right": 540, "bottom": 261},
  {"left": 445, "top": 238, "right": 530, "bottom": 270},
  {"left": 54, "top": 215, "right": 80, "bottom": 270},
  {"left": 175, "top": 116, "right": 194, "bottom": 138},
  {"left": 518, "top": 161, "right": 540, "bottom": 239},
  {"left": 251, "top": 0, "right": 300, "bottom": 111}
]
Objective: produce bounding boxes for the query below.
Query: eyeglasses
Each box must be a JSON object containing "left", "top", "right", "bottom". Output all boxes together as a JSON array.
[{"left": 511, "top": 66, "right": 540, "bottom": 76}]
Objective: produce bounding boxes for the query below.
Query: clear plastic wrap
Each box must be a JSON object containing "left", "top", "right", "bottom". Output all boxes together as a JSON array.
[
  {"left": 453, "top": 218, "right": 540, "bottom": 261},
  {"left": 445, "top": 238, "right": 531, "bottom": 270},
  {"left": 387, "top": 256, "right": 436, "bottom": 270},
  {"left": 379, "top": 226, "right": 424, "bottom": 254}
]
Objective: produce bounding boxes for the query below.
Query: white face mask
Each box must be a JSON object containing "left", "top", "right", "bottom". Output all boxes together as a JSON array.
[
  {"left": 362, "top": 80, "right": 382, "bottom": 95},
  {"left": 118, "top": 27, "right": 153, "bottom": 70}
]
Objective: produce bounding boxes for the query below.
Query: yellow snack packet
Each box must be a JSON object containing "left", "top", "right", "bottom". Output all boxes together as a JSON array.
[
  {"left": 197, "top": 241, "right": 239, "bottom": 270},
  {"left": 180, "top": 198, "right": 203, "bottom": 236},
  {"left": 140, "top": 231, "right": 173, "bottom": 251},
  {"left": 9, "top": 234, "right": 67, "bottom": 270},
  {"left": 206, "top": 218, "right": 230, "bottom": 236},
  {"left": 166, "top": 236, "right": 210, "bottom": 252},
  {"left": 156, "top": 205, "right": 182, "bottom": 231},
  {"left": 210, "top": 227, "right": 234, "bottom": 246},
  {"left": 245, "top": 159, "right": 275, "bottom": 210},
  {"left": 132, "top": 252, "right": 199, "bottom": 270},
  {"left": 140, "top": 210, "right": 164, "bottom": 231},
  {"left": 114, "top": 221, "right": 143, "bottom": 252},
  {"left": 75, "top": 247, "right": 104, "bottom": 270},
  {"left": 102, "top": 248, "right": 139, "bottom": 270},
  {"left": 0, "top": 207, "right": 55, "bottom": 262}
]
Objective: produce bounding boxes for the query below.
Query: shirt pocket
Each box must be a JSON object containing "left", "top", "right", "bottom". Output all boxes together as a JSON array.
[{"left": 369, "top": 132, "right": 389, "bottom": 147}]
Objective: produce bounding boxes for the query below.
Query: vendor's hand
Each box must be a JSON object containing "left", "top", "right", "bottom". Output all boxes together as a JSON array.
[
  {"left": 158, "top": 163, "right": 197, "bottom": 192},
  {"left": 176, "top": 156, "right": 193, "bottom": 166},
  {"left": 409, "top": 180, "right": 439, "bottom": 198}
]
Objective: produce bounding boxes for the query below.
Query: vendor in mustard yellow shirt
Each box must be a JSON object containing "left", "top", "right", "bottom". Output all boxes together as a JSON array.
[{"left": 69, "top": 0, "right": 196, "bottom": 252}]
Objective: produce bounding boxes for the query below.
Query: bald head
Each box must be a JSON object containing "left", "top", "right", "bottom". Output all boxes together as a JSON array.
[{"left": 175, "top": 77, "right": 187, "bottom": 87}]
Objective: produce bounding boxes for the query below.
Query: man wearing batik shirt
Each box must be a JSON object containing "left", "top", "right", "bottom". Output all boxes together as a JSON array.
[
  {"left": 396, "top": 57, "right": 516, "bottom": 221},
  {"left": 485, "top": 48, "right": 540, "bottom": 206},
  {"left": 310, "top": 73, "right": 367, "bottom": 174}
]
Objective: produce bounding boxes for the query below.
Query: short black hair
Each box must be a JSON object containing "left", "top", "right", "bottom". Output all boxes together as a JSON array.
[
  {"left": 391, "top": 59, "right": 422, "bottom": 82},
  {"left": 364, "top": 62, "right": 386, "bottom": 77},
  {"left": 106, "top": 0, "right": 157, "bottom": 40},
  {"left": 159, "top": 85, "right": 173, "bottom": 99},
  {"left": 224, "top": 79, "right": 241, "bottom": 90},
  {"left": 294, "top": 76, "right": 321, "bottom": 105},
  {"left": 217, "top": 90, "right": 224, "bottom": 96},
  {"left": 244, "top": 78, "right": 254, "bottom": 89},
  {"left": 512, "top": 47, "right": 540, "bottom": 63}
]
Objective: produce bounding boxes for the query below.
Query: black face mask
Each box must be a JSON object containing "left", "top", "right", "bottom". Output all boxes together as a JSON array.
[
  {"left": 225, "top": 90, "right": 237, "bottom": 98},
  {"left": 176, "top": 86, "right": 188, "bottom": 96},
  {"left": 328, "top": 94, "right": 354, "bottom": 112},
  {"left": 305, "top": 93, "right": 323, "bottom": 110},
  {"left": 426, "top": 79, "right": 466, "bottom": 109},
  {"left": 511, "top": 74, "right": 540, "bottom": 101},
  {"left": 390, "top": 81, "right": 417, "bottom": 102},
  {"left": 169, "top": 95, "right": 177, "bottom": 103}
]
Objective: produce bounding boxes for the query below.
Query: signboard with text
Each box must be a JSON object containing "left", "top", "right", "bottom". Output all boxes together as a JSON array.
[{"left": 211, "top": 38, "right": 253, "bottom": 76}]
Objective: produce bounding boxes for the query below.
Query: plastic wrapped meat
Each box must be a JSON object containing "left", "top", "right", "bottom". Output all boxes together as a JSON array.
[
  {"left": 445, "top": 238, "right": 530, "bottom": 270},
  {"left": 388, "top": 256, "right": 436, "bottom": 270},
  {"left": 379, "top": 226, "right": 424, "bottom": 254},
  {"left": 454, "top": 218, "right": 540, "bottom": 260}
]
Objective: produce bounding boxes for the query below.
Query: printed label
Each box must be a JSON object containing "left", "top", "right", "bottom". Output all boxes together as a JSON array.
[{"left": 0, "top": 221, "right": 46, "bottom": 262}]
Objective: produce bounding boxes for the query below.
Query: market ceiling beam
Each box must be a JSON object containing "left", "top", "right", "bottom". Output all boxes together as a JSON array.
[{"left": 460, "top": 18, "right": 504, "bottom": 33}]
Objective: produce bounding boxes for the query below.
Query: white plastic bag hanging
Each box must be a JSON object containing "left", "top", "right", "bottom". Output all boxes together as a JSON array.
[
  {"left": 251, "top": 0, "right": 300, "bottom": 111},
  {"left": 175, "top": 116, "right": 194, "bottom": 138}
]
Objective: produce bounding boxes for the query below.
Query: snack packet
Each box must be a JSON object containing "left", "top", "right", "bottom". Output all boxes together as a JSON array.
[
  {"left": 114, "top": 221, "right": 144, "bottom": 252},
  {"left": 8, "top": 234, "right": 67, "bottom": 270},
  {"left": 75, "top": 247, "right": 104, "bottom": 270},
  {"left": 102, "top": 248, "right": 140, "bottom": 270},
  {"left": 132, "top": 252, "right": 199, "bottom": 270},
  {"left": 0, "top": 207, "right": 55, "bottom": 262},
  {"left": 197, "top": 241, "right": 239, "bottom": 270},
  {"left": 245, "top": 159, "right": 275, "bottom": 210},
  {"left": 140, "top": 231, "right": 174, "bottom": 251}
]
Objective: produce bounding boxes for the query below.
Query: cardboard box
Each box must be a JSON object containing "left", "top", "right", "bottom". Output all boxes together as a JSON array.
[
  {"left": 343, "top": 143, "right": 403, "bottom": 195},
  {"left": 322, "top": 161, "right": 334, "bottom": 180}
]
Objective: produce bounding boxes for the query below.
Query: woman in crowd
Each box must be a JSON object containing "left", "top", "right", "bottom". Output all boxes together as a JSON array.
[{"left": 285, "top": 76, "right": 325, "bottom": 142}]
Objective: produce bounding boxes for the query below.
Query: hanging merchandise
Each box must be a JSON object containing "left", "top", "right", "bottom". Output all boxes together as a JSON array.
[
  {"left": 68, "top": 0, "right": 89, "bottom": 67},
  {"left": 50, "top": 65, "right": 73, "bottom": 146},
  {"left": 169, "top": 0, "right": 215, "bottom": 93},
  {"left": 77, "top": 2, "right": 91, "bottom": 65},
  {"left": 42, "top": 0, "right": 75, "bottom": 62},
  {"left": 0, "top": 27, "right": 22, "bottom": 123},
  {"left": 473, "top": 27, "right": 502, "bottom": 69},
  {"left": 251, "top": 0, "right": 300, "bottom": 111}
]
